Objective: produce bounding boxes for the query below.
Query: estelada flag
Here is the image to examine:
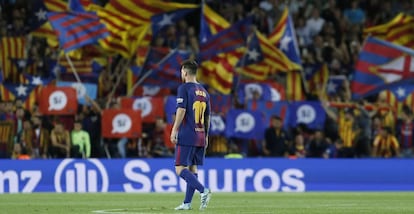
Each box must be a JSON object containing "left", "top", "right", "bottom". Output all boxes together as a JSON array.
[
  {"left": 39, "top": 86, "right": 78, "bottom": 115},
  {"left": 120, "top": 97, "right": 164, "bottom": 123},
  {"left": 101, "top": 109, "right": 142, "bottom": 138}
]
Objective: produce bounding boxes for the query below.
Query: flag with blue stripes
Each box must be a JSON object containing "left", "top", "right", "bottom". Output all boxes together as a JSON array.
[
  {"left": 143, "top": 49, "right": 190, "bottom": 89},
  {"left": 47, "top": 11, "right": 109, "bottom": 52}
]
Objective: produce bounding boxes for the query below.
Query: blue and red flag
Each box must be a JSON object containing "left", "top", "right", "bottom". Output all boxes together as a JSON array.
[
  {"left": 142, "top": 49, "right": 191, "bottom": 89},
  {"left": 69, "top": 0, "right": 96, "bottom": 12},
  {"left": 352, "top": 37, "right": 414, "bottom": 99},
  {"left": 47, "top": 11, "right": 109, "bottom": 52},
  {"left": 139, "top": 47, "right": 171, "bottom": 77},
  {"left": 199, "top": 16, "right": 252, "bottom": 61}
]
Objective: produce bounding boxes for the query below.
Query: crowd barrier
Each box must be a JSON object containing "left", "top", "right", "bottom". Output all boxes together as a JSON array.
[{"left": 0, "top": 158, "right": 413, "bottom": 193}]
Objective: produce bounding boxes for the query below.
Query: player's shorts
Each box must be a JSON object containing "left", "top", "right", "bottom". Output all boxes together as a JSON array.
[{"left": 175, "top": 144, "right": 205, "bottom": 166}]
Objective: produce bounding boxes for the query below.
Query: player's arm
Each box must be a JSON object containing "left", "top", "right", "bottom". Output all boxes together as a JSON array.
[{"left": 171, "top": 107, "right": 186, "bottom": 144}]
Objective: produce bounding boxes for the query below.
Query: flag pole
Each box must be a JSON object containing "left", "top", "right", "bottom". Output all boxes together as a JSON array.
[
  {"left": 128, "top": 49, "right": 176, "bottom": 97},
  {"left": 107, "top": 58, "right": 129, "bottom": 100},
  {"left": 64, "top": 53, "right": 82, "bottom": 83}
]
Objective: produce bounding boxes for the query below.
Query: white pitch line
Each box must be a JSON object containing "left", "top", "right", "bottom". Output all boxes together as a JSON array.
[{"left": 91, "top": 208, "right": 166, "bottom": 214}]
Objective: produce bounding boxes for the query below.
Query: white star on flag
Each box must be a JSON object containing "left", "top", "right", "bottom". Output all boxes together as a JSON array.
[
  {"left": 396, "top": 87, "right": 406, "bottom": 98},
  {"left": 32, "top": 76, "right": 43, "bottom": 85},
  {"left": 327, "top": 81, "right": 337, "bottom": 93},
  {"left": 17, "top": 60, "right": 27, "bottom": 68},
  {"left": 158, "top": 14, "right": 174, "bottom": 27},
  {"left": 35, "top": 9, "right": 47, "bottom": 21},
  {"left": 15, "top": 84, "right": 28, "bottom": 96},
  {"left": 280, "top": 35, "right": 292, "bottom": 51},
  {"left": 247, "top": 49, "right": 260, "bottom": 61}
]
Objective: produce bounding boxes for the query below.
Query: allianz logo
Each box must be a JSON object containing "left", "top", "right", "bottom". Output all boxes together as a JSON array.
[{"left": 54, "top": 159, "right": 109, "bottom": 193}]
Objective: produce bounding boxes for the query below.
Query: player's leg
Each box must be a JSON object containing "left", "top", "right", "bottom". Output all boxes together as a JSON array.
[
  {"left": 174, "top": 145, "right": 204, "bottom": 210},
  {"left": 182, "top": 165, "right": 198, "bottom": 205},
  {"left": 174, "top": 146, "right": 205, "bottom": 193},
  {"left": 194, "top": 146, "right": 212, "bottom": 210}
]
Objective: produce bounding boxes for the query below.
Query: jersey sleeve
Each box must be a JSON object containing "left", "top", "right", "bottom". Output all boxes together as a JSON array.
[{"left": 176, "top": 85, "right": 187, "bottom": 109}]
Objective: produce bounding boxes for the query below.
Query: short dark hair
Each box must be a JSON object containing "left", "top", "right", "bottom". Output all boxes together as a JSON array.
[
  {"left": 181, "top": 60, "right": 198, "bottom": 75},
  {"left": 270, "top": 115, "right": 282, "bottom": 121}
]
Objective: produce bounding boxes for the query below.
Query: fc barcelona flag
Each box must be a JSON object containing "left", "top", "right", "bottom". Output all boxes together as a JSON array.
[
  {"left": 39, "top": 86, "right": 78, "bottom": 115},
  {"left": 225, "top": 109, "right": 264, "bottom": 140},
  {"left": 47, "top": 11, "right": 109, "bottom": 52},
  {"left": 101, "top": 109, "right": 142, "bottom": 138},
  {"left": 120, "top": 97, "right": 164, "bottom": 123}
]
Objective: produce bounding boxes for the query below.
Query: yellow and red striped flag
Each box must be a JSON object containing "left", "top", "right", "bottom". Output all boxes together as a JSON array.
[
  {"left": 198, "top": 3, "right": 244, "bottom": 94},
  {"left": 286, "top": 71, "right": 304, "bottom": 101},
  {"left": 364, "top": 13, "right": 414, "bottom": 48},
  {"left": 92, "top": 0, "right": 197, "bottom": 58},
  {"left": 0, "top": 37, "right": 26, "bottom": 83},
  {"left": 378, "top": 90, "right": 399, "bottom": 112}
]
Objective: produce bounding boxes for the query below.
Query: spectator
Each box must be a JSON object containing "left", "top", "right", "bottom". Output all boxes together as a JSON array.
[
  {"left": 354, "top": 101, "right": 373, "bottom": 158},
  {"left": 263, "top": 115, "right": 289, "bottom": 157},
  {"left": 372, "top": 126, "right": 399, "bottom": 158},
  {"left": 31, "top": 115, "right": 49, "bottom": 158},
  {"left": 396, "top": 107, "right": 414, "bottom": 158},
  {"left": 344, "top": 1, "right": 365, "bottom": 25},
  {"left": 224, "top": 143, "right": 244, "bottom": 159},
  {"left": 306, "top": 8, "right": 325, "bottom": 38},
  {"left": 13, "top": 107, "right": 25, "bottom": 143},
  {"left": 19, "top": 120, "right": 36, "bottom": 157},
  {"left": 50, "top": 121, "right": 71, "bottom": 158},
  {"left": 83, "top": 97, "right": 103, "bottom": 158},
  {"left": 147, "top": 117, "right": 173, "bottom": 158},
  {"left": 71, "top": 120, "right": 91, "bottom": 158},
  {"left": 307, "top": 130, "right": 329, "bottom": 158},
  {"left": 322, "top": 100, "right": 359, "bottom": 158}
]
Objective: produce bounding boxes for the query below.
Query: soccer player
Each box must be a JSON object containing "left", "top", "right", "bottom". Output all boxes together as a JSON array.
[{"left": 170, "top": 60, "right": 212, "bottom": 210}]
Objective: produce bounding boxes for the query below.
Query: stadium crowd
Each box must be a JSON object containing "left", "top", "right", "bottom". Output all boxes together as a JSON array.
[{"left": 0, "top": 0, "right": 413, "bottom": 159}]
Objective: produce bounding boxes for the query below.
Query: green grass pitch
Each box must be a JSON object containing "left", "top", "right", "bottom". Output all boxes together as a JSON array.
[{"left": 1, "top": 192, "right": 414, "bottom": 214}]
